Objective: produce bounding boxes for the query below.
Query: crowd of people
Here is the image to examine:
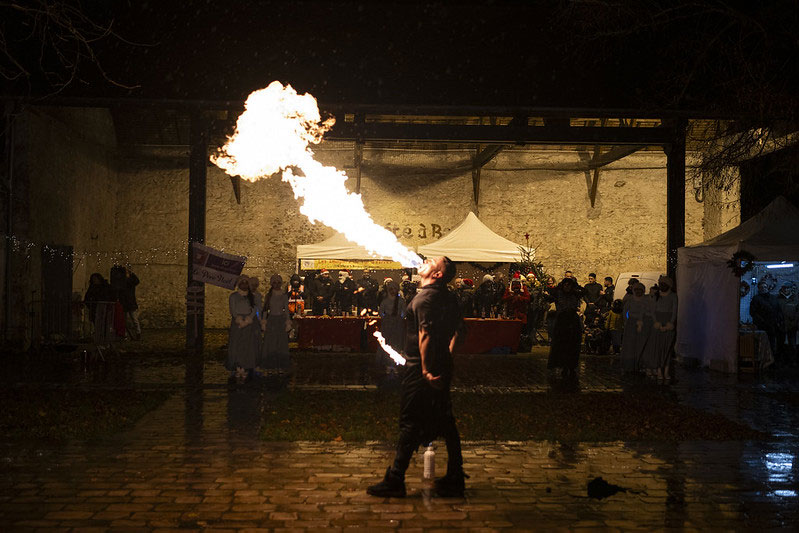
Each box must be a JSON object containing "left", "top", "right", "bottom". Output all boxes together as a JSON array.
[
  {"left": 450, "top": 269, "right": 679, "bottom": 382},
  {"left": 749, "top": 279, "right": 798, "bottom": 366},
  {"left": 83, "top": 265, "right": 141, "bottom": 343},
  {"left": 226, "top": 266, "right": 682, "bottom": 383}
]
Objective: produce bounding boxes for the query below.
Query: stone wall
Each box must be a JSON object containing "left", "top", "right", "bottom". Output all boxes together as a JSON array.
[
  {"left": 113, "top": 142, "right": 736, "bottom": 328},
  {"left": 8, "top": 108, "right": 743, "bottom": 334},
  {"left": 3, "top": 107, "right": 118, "bottom": 341}
]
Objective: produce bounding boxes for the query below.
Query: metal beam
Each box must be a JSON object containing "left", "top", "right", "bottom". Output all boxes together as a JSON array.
[
  {"left": 471, "top": 144, "right": 504, "bottom": 213},
  {"left": 589, "top": 167, "right": 601, "bottom": 208},
  {"left": 472, "top": 166, "right": 481, "bottom": 214},
  {"left": 474, "top": 144, "right": 504, "bottom": 169},
  {"left": 354, "top": 141, "right": 364, "bottom": 194},
  {"left": 327, "top": 122, "right": 674, "bottom": 145},
  {"left": 8, "top": 95, "right": 767, "bottom": 121},
  {"left": 584, "top": 145, "right": 645, "bottom": 169},
  {"left": 187, "top": 112, "right": 208, "bottom": 353},
  {"left": 230, "top": 175, "right": 241, "bottom": 204},
  {"left": 665, "top": 121, "right": 688, "bottom": 280}
]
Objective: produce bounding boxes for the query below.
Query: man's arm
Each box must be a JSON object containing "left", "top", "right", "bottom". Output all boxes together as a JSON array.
[
  {"left": 448, "top": 330, "right": 460, "bottom": 355},
  {"left": 419, "top": 328, "right": 444, "bottom": 389}
]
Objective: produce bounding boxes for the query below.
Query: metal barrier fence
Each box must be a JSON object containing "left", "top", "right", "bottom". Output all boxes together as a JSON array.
[{"left": 27, "top": 299, "right": 122, "bottom": 348}]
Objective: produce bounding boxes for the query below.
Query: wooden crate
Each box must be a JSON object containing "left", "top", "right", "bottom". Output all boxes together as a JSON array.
[{"left": 738, "top": 332, "right": 757, "bottom": 373}]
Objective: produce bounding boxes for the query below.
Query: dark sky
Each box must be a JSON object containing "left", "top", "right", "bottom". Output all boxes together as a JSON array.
[
  {"left": 100, "top": 1, "right": 603, "bottom": 106},
  {"left": 5, "top": 1, "right": 798, "bottom": 113}
]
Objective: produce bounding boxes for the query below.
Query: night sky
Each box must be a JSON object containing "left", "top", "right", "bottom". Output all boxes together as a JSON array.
[{"left": 3, "top": 1, "right": 798, "bottom": 113}]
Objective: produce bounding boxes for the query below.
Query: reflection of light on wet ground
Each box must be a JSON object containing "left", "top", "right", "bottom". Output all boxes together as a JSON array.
[
  {"left": 764, "top": 450, "right": 796, "bottom": 500},
  {"left": 765, "top": 452, "right": 793, "bottom": 481}
]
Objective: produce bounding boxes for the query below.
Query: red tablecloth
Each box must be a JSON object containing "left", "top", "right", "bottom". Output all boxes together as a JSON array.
[
  {"left": 296, "top": 316, "right": 368, "bottom": 352},
  {"left": 461, "top": 318, "right": 523, "bottom": 354},
  {"left": 296, "top": 316, "right": 522, "bottom": 354}
]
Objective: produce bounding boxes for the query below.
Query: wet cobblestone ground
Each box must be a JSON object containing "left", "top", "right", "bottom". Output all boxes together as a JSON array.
[{"left": 2, "top": 334, "right": 799, "bottom": 531}]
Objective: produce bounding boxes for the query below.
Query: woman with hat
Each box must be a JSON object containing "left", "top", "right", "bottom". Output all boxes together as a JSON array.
[
  {"left": 641, "top": 276, "right": 678, "bottom": 381},
  {"left": 621, "top": 281, "right": 654, "bottom": 374}
]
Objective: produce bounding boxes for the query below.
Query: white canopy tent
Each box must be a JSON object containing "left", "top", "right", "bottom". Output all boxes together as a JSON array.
[
  {"left": 676, "top": 196, "right": 799, "bottom": 372},
  {"left": 297, "top": 231, "right": 395, "bottom": 261},
  {"left": 296, "top": 232, "right": 404, "bottom": 271},
  {"left": 418, "top": 212, "right": 522, "bottom": 262}
]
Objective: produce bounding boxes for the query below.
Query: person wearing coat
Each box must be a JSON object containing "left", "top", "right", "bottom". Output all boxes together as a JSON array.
[
  {"left": 545, "top": 277, "right": 585, "bottom": 378},
  {"left": 334, "top": 270, "right": 358, "bottom": 315},
  {"left": 640, "top": 276, "right": 678, "bottom": 381},
  {"left": 621, "top": 281, "right": 654, "bottom": 373},
  {"left": 312, "top": 269, "right": 335, "bottom": 315},
  {"left": 750, "top": 281, "right": 783, "bottom": 357},
  {"left": 503, "top": 277, "right": 531, "bottom": 323},
  {"left": 475, "top": 274, "right": 496, "bottom": 318},
  {"left": 377, "top": 280, "right": 406, "bottom": 376}
]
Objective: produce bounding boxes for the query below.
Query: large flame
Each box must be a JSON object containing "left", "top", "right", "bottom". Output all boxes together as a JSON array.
[
  {"left": 373, "top": 331, "right": 406, "bottom": 366},
  {"left": 212, "top": 81, "right": 422, "bottom": 268}
]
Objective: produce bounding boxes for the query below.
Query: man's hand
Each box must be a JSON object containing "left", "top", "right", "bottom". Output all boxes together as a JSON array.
[{"left": 424, "top": 370, "right": 445, "bottom": 390}]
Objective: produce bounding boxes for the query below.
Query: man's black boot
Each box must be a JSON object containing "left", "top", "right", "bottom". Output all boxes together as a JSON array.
[
  {"left": 434, "top": 468, "right": 469, "bottom": 497},
  {"left": 367, "top": 467, "right": 406, "bottom": 497}
]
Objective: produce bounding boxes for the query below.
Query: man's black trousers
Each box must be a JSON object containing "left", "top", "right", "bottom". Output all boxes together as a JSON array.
[{"left": 390, "top": 365, "right": 462, "bottom": 478}]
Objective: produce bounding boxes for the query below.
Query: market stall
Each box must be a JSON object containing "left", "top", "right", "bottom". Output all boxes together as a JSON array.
[
  {"left": 295, "top": 316, "right": 379, "bottom": 352},
  {"left": 420, "top": 212, "right": 526, "bottom": 353},
  {"left": 676, "top": 196, "right": 799, "bottom": 373},
  {"left": 294, "top": 215, "right": 528, "bottom": 354},
  {"left": 295, "top": 232, "right": 397, "bottom": 352},
  {"left": 296, "top": 231, "right": 403, "bottom": 272},
  {"left": 295, "top": 316, "right": 523, "bottom": 354}
]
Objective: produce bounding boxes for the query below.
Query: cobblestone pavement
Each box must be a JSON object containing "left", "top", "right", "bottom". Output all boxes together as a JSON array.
[{"left": 2, "top": 344, "right": 799, "bottom": 531}]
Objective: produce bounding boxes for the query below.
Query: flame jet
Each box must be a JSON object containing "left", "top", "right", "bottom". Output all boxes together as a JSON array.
[{"left": 212, "top": 81, "right": 422, "bottom": 268}]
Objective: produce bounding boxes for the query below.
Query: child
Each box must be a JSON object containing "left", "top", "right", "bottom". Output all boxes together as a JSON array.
[
  {"left": 584, "top": 314, "right": 605, "bottom": 354},
  {"left": 605, "top": 299, "right": 624, "bottom": 355}
]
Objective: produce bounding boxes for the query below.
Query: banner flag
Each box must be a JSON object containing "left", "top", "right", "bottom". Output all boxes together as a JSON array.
[{"left": 191, "top": 243, "right": 246, "bottom": 289}]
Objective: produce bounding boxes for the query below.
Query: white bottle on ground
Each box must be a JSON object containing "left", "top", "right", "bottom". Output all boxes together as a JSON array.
[{"left": 423, "top": 443, "right": 435, "bottom": 480}]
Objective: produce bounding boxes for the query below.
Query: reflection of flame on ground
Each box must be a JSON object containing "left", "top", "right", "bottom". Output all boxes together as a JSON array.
[
  {"left": 373, "top": 331, "right": 406, "bottom": 365},
  {"left": 212, "top": 81, "right": 422, "bottom": 268}
]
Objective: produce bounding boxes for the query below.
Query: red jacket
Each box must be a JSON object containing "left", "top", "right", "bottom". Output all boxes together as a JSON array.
[{"left": 502, "top": 286, "right": 531, "bottom": 322}]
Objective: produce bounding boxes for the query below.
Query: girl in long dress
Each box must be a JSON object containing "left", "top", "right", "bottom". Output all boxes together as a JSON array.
[
  {"left": 261, "top": 274, "right": 291, "bottom": 372},
  {"left": 227, "top": 277, "right": 261, "bottom": 379},
  {"left": 621, "top": 281, "right": 654, "bottom": 373},
  {"left": 642, "top": 276, "right": 678, "bottom": 382},
  {"left": 249, "top": 276, "right": 264, "bottom": 352},
  {"left": 546, "top": 277, "right": 584, "bottom": 378}
]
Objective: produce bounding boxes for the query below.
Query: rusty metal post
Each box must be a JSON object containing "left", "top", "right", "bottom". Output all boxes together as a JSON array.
[{"left": 187, "top": 112, "right": 208, "bottom": 353}]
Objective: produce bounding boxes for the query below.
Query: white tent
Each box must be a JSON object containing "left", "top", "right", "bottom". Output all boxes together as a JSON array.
[
  {"left": 418, "top": 212, "right": 522, "bottom": 262},
  {"left": 676, "top": 196, "right": 799, "bottom": 372},
  {"left": 297, "top": 232, "right": 395, "bottom": 261}
]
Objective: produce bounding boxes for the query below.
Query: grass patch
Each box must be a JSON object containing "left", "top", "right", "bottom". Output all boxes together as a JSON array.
[
  {"left": 0, "top": 388, "right": 171, "bottom": 443},
  {"left": 261, "top": 390, "right": 767, "bottom": 442}
]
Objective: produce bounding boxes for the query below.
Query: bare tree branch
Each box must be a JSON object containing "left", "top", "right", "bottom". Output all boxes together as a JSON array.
[{"left": 0, "top": 0, "right": 148, "bottom": 94}]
